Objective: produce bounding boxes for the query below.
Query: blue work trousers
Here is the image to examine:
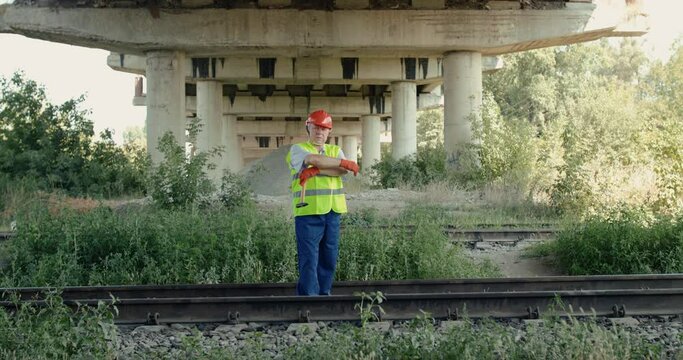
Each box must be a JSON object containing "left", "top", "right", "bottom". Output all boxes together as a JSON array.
[{"left": 295, "top": 211, "right": 341, "bottom": 295}]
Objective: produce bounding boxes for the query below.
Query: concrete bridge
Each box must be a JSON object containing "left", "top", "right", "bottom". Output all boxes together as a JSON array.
[{"left": 0, "top": 0, "right": 647, "bottom": 182}]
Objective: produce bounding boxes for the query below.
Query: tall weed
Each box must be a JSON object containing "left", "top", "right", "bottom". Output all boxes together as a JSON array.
[
  {"left": 554, "top": 207, "right": 683, "bottom": 274},
  {"left": 2, "top": 203, "right": 498, "bottom": 286},
  {"left": 0, "top": 292, "right": 117, "bottom": 359}
]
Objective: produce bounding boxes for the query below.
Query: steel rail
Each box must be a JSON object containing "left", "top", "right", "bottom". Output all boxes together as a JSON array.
[
  {"left": 2, "top": 288, "right": 682, "bottom": 324},
  {"left": 343, "top": 225, "right": 558, "bottom": 241},
  {"left": 3, "top": 274, "right": 683, "bottom": 301},
  {"left": 0, "top": 227, "right": 558, "bottom": 242}
]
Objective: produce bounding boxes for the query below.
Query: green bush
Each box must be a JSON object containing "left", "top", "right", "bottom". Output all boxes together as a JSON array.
[
  {"left": 554, "top": 208, "right": 683, "bottom": 274},
  {"left": 0, "top": 292, "right": 117, "bottom": 359},
  {"left": 370, "top": 145, "right": 447, "bottom": 189},
  {"left": 337, "top": 204, "right": 499, "bottom": 280},
  {"left": 218, "top": 171, "right": 253, "bottom": 209},
  {"left": 0, "top": 72, "right": 147, "bottom": 198},
  {"left": 147, "top": 119, "right": 218, "bottom": 210},
  {"left": 1, "top": 203, "right": 498, "bottom": 287},
  {"left": 1, "top": 205, "right": 297, "bottom": 286}
]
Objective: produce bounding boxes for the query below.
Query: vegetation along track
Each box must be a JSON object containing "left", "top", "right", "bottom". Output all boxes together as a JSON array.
[
  {"left": 2, "top": 275, "right": 682, "bottom": 324},
  {"left": 0, "top": 227, "right": 557, "bottom": 244}
]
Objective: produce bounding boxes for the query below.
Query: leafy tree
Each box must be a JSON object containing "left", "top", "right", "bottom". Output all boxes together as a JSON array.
[
  {"left": 416, "top": 109, "right": 443, "bottom": 148},
  {"left": 0, "top": 72, "right": 147, "bottom": 197},
  {"left": 123, "top": 125, "right": 146, "bottom": 149},
  {"left": 641, "top": 41, "right": 683, "bottom": 213}
]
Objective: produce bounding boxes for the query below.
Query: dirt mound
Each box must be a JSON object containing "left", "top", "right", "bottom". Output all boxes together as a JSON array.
[{"left": 241, "top": 145, "right": 293, "bottom": 196}]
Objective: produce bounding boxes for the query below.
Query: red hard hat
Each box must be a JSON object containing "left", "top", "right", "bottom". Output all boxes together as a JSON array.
[{"left": 306, "top": 110, "right": 333, "bottom": 129}]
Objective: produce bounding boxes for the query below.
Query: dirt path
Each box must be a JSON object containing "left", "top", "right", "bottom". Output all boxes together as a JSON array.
[{"left": 465, "top": 240, "right": 561, "bottom": 277}]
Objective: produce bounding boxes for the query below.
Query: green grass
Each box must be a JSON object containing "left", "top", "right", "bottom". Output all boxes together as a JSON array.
[
  {"left": 522, "top": 240, "right": 557, "bottom": 258},
  {"left": 0, "top": 203, "right": 499, "bottom": 287},
  {"left": 0, "top": 292, "right": 117, "bottom": 359},
  {"left": 525, "top": 209, "right": 683, "bottom": 275}
]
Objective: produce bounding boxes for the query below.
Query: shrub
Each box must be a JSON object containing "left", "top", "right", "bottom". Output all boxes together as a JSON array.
[
  {"left": 0, "top": 292, "right": 117, "bottom": 359},
  {"left": 147, "top": 119, "right": 218, "bottom": 210},
  {"left": 369, "top": 146, "right": 447, "bottom": 189},
  {"left": 218, "top": 171, "right": 253, "bottom": 209},
  {"left": 554, "top": 208, "right": 683, "bottom": 275},
  {"left": 1, "top": 204, "right": 498, "bottom": 287}
]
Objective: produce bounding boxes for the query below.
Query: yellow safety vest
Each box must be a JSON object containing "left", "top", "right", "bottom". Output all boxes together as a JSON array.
[{"left": 286, "top": 142, "right": 348, "bottom": 216}]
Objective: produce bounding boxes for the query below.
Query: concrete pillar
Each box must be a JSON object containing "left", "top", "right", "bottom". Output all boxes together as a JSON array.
[
  {"left": 196, "top": 80, "right": 224, "bottom": 183},
  {"left": 361, "top": 114, "right": 381, "bottom": 170},
  {"left": 145, "top": 50, "right": 186, "bottom": 164},
  {"left": 390, "top": 81, "right": 417, "bottom": 160},
  {"left": 341, "top": 135, "right": 358, "bottom": 163},
  {"left": 443, "top": 51, "right": 482, "bottom": 169},
  {"left": 222, "top": 114, "right": 244, "bottom": 173}
]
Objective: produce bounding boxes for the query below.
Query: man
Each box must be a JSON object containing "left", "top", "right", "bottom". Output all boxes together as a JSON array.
[{"left": 286, "top": 109, "right": 360, "bottom": 295}]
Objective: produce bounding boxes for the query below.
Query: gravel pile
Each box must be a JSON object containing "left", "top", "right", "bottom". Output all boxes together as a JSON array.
[
  {"left": 115, "top": 316, "right": 682, "bottom": 359},
  {"left": 241, "top": 145, "right": 293, "bottom": 196}
]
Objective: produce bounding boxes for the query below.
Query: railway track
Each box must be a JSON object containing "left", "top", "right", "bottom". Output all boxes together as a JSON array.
[
  {"left": 0, "top": 227, "right": 558, "bottom": 244},
  {"left": 2, "top": 275, "right": 682, "bottom": 324}
]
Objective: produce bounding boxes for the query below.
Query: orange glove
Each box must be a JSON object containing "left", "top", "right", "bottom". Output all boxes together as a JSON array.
[
  {"left": 339, "top": 159, "right": 359, "bottom": 176},
  {"left": 299, "top": 167, "right": 320, "bottom": 186}
]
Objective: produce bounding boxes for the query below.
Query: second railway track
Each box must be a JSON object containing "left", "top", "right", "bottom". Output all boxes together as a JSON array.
[
  {"left": 0, "top": 227, "right": 558, "bottom": 244},
  {"left": 2, "top": 274, "right": 682, "bottom": 324}
]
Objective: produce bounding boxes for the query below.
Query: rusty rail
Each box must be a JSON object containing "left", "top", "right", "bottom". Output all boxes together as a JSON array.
[
  {"left": 3, "top": 274, "right": 683, "bottom": 301},
  {"left": 2, "top": 275, "right": 683, "bottom": 324}
]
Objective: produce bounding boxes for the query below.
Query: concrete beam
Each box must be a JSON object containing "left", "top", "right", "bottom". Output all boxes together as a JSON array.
[
  {"left": 108, "top": 54, "right": 503, "bottom": 89},
  {"left": 412, "top": 0, "right": 444, "bottom": 10},
  {"left": 335, "top": 0, "right": 369, "bottom": 10},
  {"left": 1, "top": 6, "right": 646, "bottom": 57},
  {"left": 258, "top": 0, "right": 292, "bottom": 8},
  {"left": 137, "top": 92, "right": 440, "bottom": 115},
  {"left": 109, "top": 54, "right": 449, "bottom": 84},
  {"left": 237, "top": 120, "right": 362, "bottom": 137},
  {"left": 182, "top": 95, "right": 390, "bottom": 117},
  {"left": 180, "top": 0, "right": 214, "bottom": 8}
]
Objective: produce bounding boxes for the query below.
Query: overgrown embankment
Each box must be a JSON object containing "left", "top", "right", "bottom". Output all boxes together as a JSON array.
[
  {"left": 0, "top": 203, "right": 498, "bottom": 287},
  {"left": 552, "top": 210, "right": 683, "bottom": 275}
]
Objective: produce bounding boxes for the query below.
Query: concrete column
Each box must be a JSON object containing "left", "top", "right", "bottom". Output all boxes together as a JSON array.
[
  {"left": 443, "top": 51, "right": 482, "bottom": 169},
  {"left": 196, "top": 80, "right": 224, "bottom": 183},
  {"left": 341, "top": 135, "right": 358, "bottom": 163},
  {"left": 145, "top": 50, "right": 186, "bottom": 164},
  {"left": 361, "top": 115, "right": 381, "bottom": 170},
  {"left": 222, "top": 114, "right": 244, "bottom": 173},
  {"left": 390, "top": 81, "right": 417, "bottom": 160}
]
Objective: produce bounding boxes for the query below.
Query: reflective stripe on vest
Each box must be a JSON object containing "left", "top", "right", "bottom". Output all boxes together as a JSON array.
[
  {"left": 286, "top": 142, "right": 348, "bottom": 216},
  {"left": 293, "top": 188, "right": 345, "bottom": 198}
]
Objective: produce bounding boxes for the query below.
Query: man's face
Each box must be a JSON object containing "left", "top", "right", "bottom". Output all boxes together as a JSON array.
[{"left": 308, "top": 124, "right": 331, "bottom": 145}]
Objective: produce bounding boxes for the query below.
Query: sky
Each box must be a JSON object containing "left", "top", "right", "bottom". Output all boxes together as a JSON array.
[{"left": 1, "top": 0, "right": 682, "bottom": 144}]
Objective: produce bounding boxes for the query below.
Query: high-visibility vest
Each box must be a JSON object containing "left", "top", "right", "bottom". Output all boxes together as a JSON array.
[{"left": 286, "top": 142, "right": 348, "bottom": 216}]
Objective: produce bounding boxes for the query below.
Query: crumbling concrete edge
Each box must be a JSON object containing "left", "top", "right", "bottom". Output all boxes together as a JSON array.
[{"left": 0, "top": 4, "right": 13, "bottom": 33}]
